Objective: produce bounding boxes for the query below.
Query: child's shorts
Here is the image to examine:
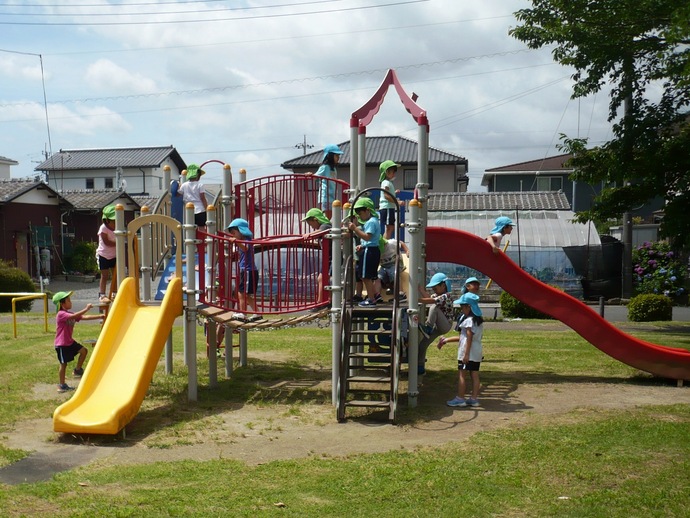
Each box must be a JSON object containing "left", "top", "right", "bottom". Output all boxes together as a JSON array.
[
  {"left": 239, "top": 270, "right": 259, "bottom": 294},
  {"left": 458, "top": 360, "right": 481, "bottom": 371},
  {"left": 98, "top": 255, "right": 116, "bottom": 270},
  {"left": 356, "top": 246, "right": 380, "bottom": 281},
  {"left": 55, "top": 342, "right": 85, "bottom": 364},
  {"left": 379, "top": 208, "right": 397, "bottom": 227},
  {"left": 194, "top": 211, "right": 207, "bottom": 227}
]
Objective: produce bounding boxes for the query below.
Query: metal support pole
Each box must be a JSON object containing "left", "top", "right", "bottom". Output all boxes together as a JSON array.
[
  {"left": 140, "top": 206, "right": 152, "bottom": 301},
  {"left": 357, "top": 127, "right": 366, "bottom": 195},
  {"left": 183, "top": 202, "right": 198, "bottom": 402},
  {"left": 206, "top": 205, "right": 217, "bottom": 388},
  {"left": 349, "top": 118, "right": 359, "bottom": 202},
  {"left": 238, "top": 168, "right": 248, "bottom": 367},
  {"left": 114, "top": 205, "right": 127, "bottom": 290},
  {"left": 329, "top": 201, "right": 343, "bottom": 405},
  {"left": 406, "top": 199, "right": 422, "bottom": 407},
  {"left": 222, "top": 164, "right": 234, "bottom": 377}
]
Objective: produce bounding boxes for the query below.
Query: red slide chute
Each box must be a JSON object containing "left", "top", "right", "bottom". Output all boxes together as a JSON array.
[{"left": 426, "top": 227, "right": 690, "bottom": 380}]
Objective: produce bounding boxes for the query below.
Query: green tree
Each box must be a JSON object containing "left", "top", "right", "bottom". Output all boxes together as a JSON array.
[{"left": 510, "top": 0, "right": 690, "bottom": 249}]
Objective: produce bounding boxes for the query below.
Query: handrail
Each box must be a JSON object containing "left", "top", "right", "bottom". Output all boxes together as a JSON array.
[{"left": 0, "top": 292, "right": 49, "bottom": 338}]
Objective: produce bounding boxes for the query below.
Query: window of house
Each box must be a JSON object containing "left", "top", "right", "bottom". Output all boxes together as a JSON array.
[
  {"left": 403, "top": 168, "right": 433, "bottom": 190},
  {"left": 86, "top": 178, "right": 94, "bottom": 189},
  {"left": 536, "top": 176, "right": 563, "bottom": 191},
  {"left": 105, "top": 177, "right": 113, "bottom": 189}
]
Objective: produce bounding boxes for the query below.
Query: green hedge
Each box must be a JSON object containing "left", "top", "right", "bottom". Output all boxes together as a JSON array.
[
  {"left": 627, "top": 293, "right": 673, "bottom": 322},
  {"left": 500, "top": 290, "right": 555, "bottom": 320},
  {"left": 0, "top": 262, "right": 36, "bottom": 312}
]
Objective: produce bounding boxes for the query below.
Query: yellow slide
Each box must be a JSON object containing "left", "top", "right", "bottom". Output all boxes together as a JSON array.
[{"left": 53, "top": 276, "right": 183, "bottom": 435}]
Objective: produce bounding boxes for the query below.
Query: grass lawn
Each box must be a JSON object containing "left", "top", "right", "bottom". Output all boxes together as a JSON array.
[{"left": 0, "top": 313, "right": 689, "bottom": 517}]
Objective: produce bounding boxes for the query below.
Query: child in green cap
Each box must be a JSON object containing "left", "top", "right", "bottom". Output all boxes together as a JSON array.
[
  {"left": 97, "top": 205, "right": 117, "bottom": 304},
  {"left": 378, "top": 160, "right": 405, "bottom": 239},
  {"left": 53, "top": 291, "right": 103, "bottom": 393}
]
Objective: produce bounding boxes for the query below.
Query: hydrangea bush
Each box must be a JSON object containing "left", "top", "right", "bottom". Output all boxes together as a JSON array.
[{"left": 632, "top": 241, "right": 686, "bottom": 300}]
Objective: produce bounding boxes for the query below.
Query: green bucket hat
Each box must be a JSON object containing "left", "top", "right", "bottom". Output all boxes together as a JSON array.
[
  {"left": 52, "top": 291, "right": 73, "bottom": 309},
  {"left": 378, "top": 160, "right": 400, "bottom": 182},
  {"left": 102, "top": 205, "right": 116, "bottom": 221},
  {"left": 185, "top": 164, "right": 205, "bottom": 181},
  {"left": 302, "top": 208, "right": 330, "bottom": 225}
]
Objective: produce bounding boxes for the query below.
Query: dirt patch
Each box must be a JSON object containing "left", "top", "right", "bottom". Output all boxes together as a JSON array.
[{"left": 4, "top": 377, "right": 689, "bottom": 473}]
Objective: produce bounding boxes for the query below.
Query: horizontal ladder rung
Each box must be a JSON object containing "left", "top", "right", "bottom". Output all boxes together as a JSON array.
[
  {"left": 345, "top": 400, "right": 390, "bottom": 408},
  {"left": 347, "top": 375, "right": 391, "bottom": 383}
]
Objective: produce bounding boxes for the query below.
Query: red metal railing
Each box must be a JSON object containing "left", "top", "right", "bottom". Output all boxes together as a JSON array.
[
  {"left": 197, "top": 229, "right": 331, "bottom": 314},
  {"left": 233, "top": 174, "right": 349, "bottom": 237}
]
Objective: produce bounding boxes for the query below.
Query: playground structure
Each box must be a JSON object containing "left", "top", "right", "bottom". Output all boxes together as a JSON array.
[{"left": 52, "top": 69, "right": 690, "bottom": 435}]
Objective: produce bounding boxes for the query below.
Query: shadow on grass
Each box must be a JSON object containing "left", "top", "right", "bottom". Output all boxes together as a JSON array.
[
  {"left": 53, "top": 357, "right": 682, "bottom": 447},
  {"left": 54, "top": 357, "right": 334, "bottom": 447}
]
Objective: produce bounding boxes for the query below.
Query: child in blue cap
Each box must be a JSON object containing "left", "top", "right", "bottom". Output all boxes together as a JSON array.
[
  {"left": 226, "top": 218, "right": 258, "bottom": 318},
  {"left": 439, "top": 292, "right": 484, "bottom": 408},
  {"left": 487, "top": 216, "right": 514, "bottom": 254},
  {"left": 306, "top": 144, "right": 343, "bottom": 218},
  {"left": 416, "top": 272, "right": 455, "bottom": 374}
]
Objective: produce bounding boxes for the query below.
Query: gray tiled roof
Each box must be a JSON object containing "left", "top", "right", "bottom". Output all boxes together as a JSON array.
[
  {"left": 428, "top": 191, "right": 571, "bottom": 211},
  {"left": 0, "top": 155, "right": 18, "bottom": 164},
  {"left": 0, "top": 179, "right": 72, "bottom": 207},
  {"left": 281, "top": 136, "right": 467, "bottom": 168},
  {"left": 35, "top": 146, "right": 186, "bottom": 172},
  {"left": 131, "top": 195, "right": 160, "bottom": 211},
  {"left": 485, "top": 153, "right": 573, "bottom": 173},
  {"left": 60, "top": 190, "right": 140, "bottom": 210}
]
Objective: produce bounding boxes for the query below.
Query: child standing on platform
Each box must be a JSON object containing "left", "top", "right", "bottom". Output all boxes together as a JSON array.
[
  {"left": 378, "top": 160, "right": 405, "bottom": 239},
  {"left": 226, "top": 218, "right": 258, "bottom": 316},
  {"left": 177, "top": 164, "right": 208, "bottom": 228},
  {"left": 306, "top": 144, "right": 343, "bottom": 219},
  {"left": 53, "top": 291, "right": 103, "bottom": 393},
  {"left": 348, "top": 197, "right": 382, "bottom": 307},
  {"left": 96, "top": 205, "right": 117, "bottom": 304}
]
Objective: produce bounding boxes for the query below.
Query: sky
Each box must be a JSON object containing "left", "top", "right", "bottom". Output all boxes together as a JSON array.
[{"left": 0, "top": 0, "right": 615, "bottom": 191}]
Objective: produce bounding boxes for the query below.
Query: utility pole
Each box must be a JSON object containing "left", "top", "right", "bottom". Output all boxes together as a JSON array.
[{"left": 295, "top": 135, "right": 313, "bottom": 156}]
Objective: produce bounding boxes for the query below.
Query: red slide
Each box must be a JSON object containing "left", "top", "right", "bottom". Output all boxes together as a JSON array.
[{"left": 426, "top": 227, "right": 690, "bottom": 380}]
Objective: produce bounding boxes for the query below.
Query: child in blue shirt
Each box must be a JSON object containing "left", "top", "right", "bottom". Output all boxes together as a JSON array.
[{"left": 348, "top": 197, "right": 382, "bottom": 307}]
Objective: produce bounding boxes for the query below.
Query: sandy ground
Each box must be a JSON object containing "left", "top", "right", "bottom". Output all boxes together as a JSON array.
[
  {"left": 2, "top": 279, "right": 689, "bottom": 483},
  {"left": 3, "top": 373, "right": 689, "bottom": 484}
]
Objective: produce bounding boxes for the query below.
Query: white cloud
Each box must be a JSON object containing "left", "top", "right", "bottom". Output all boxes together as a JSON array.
[{"left": 84, "top": 58, "right": 157, "bottom": 94}]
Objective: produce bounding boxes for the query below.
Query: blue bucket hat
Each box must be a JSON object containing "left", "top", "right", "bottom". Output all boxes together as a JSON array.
[
  {"left": 461, "top": 276, "right": 480, "bottom": 294},
  {"left": 491, "top": 216, "right": 515, "bottom": 235},
  {"left": 322, "top": 144, "right": 343, "bottom": 158},
  {"left": 426, "top": 272, "right": 451, "bottom": 291},
  {"left": 455, "top": 292, "right": 482, "bottom": 317},
  {"left": 227, "top": 218, "right": 253, "bottom": 239}
]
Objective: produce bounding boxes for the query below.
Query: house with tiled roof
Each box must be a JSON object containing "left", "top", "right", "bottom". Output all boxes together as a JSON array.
[
  {"left": 0, "top": 179, "right": 73, "bottom": 277},
  {"left": 35, "top": 146, "right": 186, "bottom": 197},
  {"left": 0, "top": 155, "right": 18, "bottom": 180},
  {"left": 59, "top": 190, "right": 140, "bottom": 252},
  {"left": 281, "top": 136, "right": 469, "bottom": 194},
  {"left": 479, "top": 154, "right": 601, "bottom": 212}
]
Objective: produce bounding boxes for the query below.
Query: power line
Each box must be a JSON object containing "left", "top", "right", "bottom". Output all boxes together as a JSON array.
[
  {"left": 0, "top": 0, "right": 342, "bottom": 18},
  {"left": 0, "top": 49, "right": 540, "bottom": 108},
  {"left": 39, "top": 15, "right": 515, "bottom": 56},
  {"left": 0, "top": 0, "right": 430, "bottom": 26}
]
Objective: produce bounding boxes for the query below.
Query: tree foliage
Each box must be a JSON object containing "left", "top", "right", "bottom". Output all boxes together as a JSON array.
[{"left": 510, "top": 0, "right": 690, "bottom": 249}]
